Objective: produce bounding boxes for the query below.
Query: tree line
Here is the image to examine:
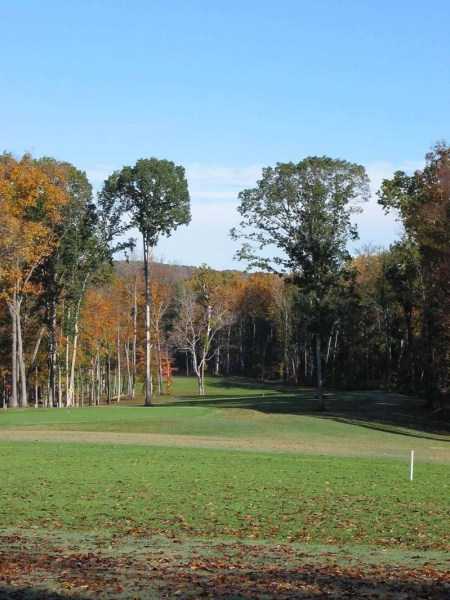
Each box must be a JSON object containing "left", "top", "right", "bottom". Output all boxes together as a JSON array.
[{"left": 0, "top": 145, "right": 449, "bottom": 410}]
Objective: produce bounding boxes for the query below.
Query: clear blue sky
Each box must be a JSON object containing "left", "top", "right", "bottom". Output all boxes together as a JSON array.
[{"left": 1, "top": 1, "right": 449, "bottom": 268}]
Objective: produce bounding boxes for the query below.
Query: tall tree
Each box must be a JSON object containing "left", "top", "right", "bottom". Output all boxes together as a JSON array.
[
  {"left": 0, "top": 154, "right": 69, "bottom": 407},
  {"left": 379, "top": 143, "right": 450, "bottom": 406},
  {"left": 232, "top": 157, "right": 369, "bottom": 408},
  {"left": 100, "top": 159, "right": 190, "bottom": 405},
  {"left": 35, "top": 158, "right": 113, "bottom": 407}
]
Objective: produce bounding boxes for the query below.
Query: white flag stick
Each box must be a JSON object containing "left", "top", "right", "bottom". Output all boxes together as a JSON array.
[{"left": 410, "top": 450, "right": 414, "bottom": 481}]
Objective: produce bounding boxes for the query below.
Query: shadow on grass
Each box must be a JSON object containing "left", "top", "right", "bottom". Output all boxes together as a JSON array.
[
  {"left": 166, "top": 376, "right": 450, "bottom": 441},
  {"left": 2, "top": 569, "right": 449, "bottom": 600},
  {"left": 0, "top": 587, "right": 90, "bottom": 599},
  {"left": 153, "top": 568, "right": 450, "bottom": 599}
]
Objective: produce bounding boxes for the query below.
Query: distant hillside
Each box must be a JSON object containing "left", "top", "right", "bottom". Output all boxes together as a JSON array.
[
  {"left": 114, "top": 260, "right": 195, "bottom": 282},
  {"left": 114, "top": 260, "right": 245, "bottom": 281}
]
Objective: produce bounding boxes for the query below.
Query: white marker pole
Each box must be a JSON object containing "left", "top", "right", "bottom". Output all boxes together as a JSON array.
[{"left": 410, "top": 450, "right": 414, "bottom": 481}]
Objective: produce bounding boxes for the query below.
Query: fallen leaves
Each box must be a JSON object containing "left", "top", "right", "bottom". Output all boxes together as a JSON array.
[{"left": 0, "top": 533, "right": 449, "bottom": 599}]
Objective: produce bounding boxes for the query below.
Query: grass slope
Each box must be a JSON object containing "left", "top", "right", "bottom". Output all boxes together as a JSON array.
[
  {"left": 0, "top": 377, "right": 449, "bottom": 597},
  {"left": 1, "top": 377, "right": 449, "bottom": 461}
]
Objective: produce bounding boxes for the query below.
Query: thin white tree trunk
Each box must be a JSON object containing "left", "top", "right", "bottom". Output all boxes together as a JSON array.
[
  {"left": 34, "top": 366, "right": 39, "bottom": 408},
  {"left": 8, "top": 298, "right": 18, "bottom": 408},
  {"left": 67, "top": 320, "right": 79, "bottom": 407},
  {"left": 316, "top": 333, "right": 324, "bottom": 410},
  {"left": 57, "top": 365, "right": 62, "bottom": 408},
  {"left": 16, "top": 299, "right": 28, "bottom": 407},
  {"left": 132, "top": 278, "right": 137, "bottom": 400},
  {"left": 143, "top": 240, "right": 153, "bottom": 405},
  {"left": 125, "top": 341, "right": 133, "bottom": 398},
  {"left": 116, "top": 327, "right": 121, "bottom": 403}
]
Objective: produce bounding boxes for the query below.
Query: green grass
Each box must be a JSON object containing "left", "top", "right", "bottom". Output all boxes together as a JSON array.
[
  {"left": 0, "top": 441, "right": 448, "bottom": 550},
  {"left": 1, "top": 377, "right": 449, "bottom": 596},
  {"left": 1, "top": 376, "right": 449, "bottom": 462}
]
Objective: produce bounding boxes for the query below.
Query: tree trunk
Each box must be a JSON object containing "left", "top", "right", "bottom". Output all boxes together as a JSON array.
[
  {"left": 28, "top": 326, "right": 45, "bottom": 377},
  {"left": 106, "top": 355, "right": 111, "bottom": 404},
  {"left": 214, "top": 344, "right": 220, "bottom": 376},
  {"left": 197, "top": 374, "right": 205, "bottom": 395},
  {"left": 48, "top": 297, "right": 58, "bottom": 407},
  {"left": 315, "top": 333, "right": 324, "bottom": 410},
  {"left": 157, "top": 328, "right": 163, "bottom": 396},
  {"left": 239, "top": 321, "right": 245, "bottom": 372},
  {"left": 57, "top": 365, "right": 62, "bottom": 408},
  {"left": 132, "top": 278, "right": 137, "bottom": 400},
  {"left": 116, "top": 327, "right": 121, "bottom": 403},
  {"left": 8, "top": 299, "right": 18, "bottom": 408},
  {"left": 125, "top": 341, "right": 133, "bottom": 398},
  {"left": 226, "top": 325, "right": 231, "bottom": 375},
  {"left": 143, "top": 239, "right": 153, "bottom": 405},
  {"left": 34, "top": 366, "right": 39, "bottom": 408},
  {"left": 16, "top": 299, "right": 28, "bottom": 407},
  {"left": 67, "top": 317, "right": 79, "bottom": 407}
]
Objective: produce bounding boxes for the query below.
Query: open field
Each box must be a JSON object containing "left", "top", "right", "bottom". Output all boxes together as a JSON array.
[
  {"left": 1, "top": 377, "right": 449, "bottom": 462},
  {"left": 1, "top": 377, "right": 449, "bottom": 598}
]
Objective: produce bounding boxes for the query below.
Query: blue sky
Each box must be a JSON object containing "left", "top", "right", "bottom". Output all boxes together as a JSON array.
[{"left": 1, "top": 1, "right": 449, "bottom": 268}]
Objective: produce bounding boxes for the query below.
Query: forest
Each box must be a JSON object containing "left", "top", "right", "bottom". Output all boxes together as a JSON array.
[{"left": 0, "top": 144, "right": 449, "bottom": 412}]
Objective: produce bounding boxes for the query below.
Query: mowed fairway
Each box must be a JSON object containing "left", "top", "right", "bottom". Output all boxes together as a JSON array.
[{"left": 0, "top": 377, "right": 449, "bottom": 598}]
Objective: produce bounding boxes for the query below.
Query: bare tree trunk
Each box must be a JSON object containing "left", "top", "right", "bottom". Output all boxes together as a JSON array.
[
  {"left": 8, "top": 298, "right": 18, "bottom": 408},
  {"left": 143, "top": 239, "right": 153, "bottom": 405},
  {"left": 90, "top": 364, "right": 95, "bottom": 406},
  {"left": 57, "top": 365, "right": 62, "bottom": 408},
  {"left": 16, "top": 299, "right": 28, "bottom": 407},
  {"left": 34, "top": 366, "right": 39, "bottom": 408},
  {"left": 315, "top": 333, "right": 324, "bottom": 410},
  {"left": 326, "top": 329, "right": 333, "bottom": 366},
  {"left": 239, "top": 321, "right": 245, "bottom": 372},
  {"left": 67, "top": 317, "right": 79, "bottom": 407},
  {"left": 199, "top": 304, "right": 212, "bottom": 395},
  {"left": 29, "top": 326, "right": 45, "bottom": 376},
  {"left": 156, "top": 326, "right": 163, "bottom": 396},
  {"left": 125, "top": 341, "right": 133, "bottom": 398},
  {"left": 191, "top": 349, "right": 204, "bottom": 396},
  {"left": 214, "top": 343, "right": 220, "bottom": 376},
  {"left": 283, "top": 308, "right": 289, "bottom": 382},
  {"left": 47, "top": 296, "right": 58, "bottom": 407},
  {"left": 80, "top": 371, "right": 84, "bottom": 407},
  {"left": 96, "top": 353, "right": 101, "bottom": 404},
  {"left": 132, "top": 278, "right": 137, "bottom": 400},
  {"left": 65, "top": 335, "right": 70, "bottom": 406},
  {"left": 106, "top": 354, "right": 111, "bottom": 404},
  {"left": 116, "top": 327, "right": 121, "bottom": 403},
  {"left": 226, "top": 325, "right": 231, "bottom": 375}
]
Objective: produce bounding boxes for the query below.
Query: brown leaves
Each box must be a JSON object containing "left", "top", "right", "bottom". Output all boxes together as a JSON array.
[{"left": 1, "top": 533, "right": 449, "bottom": 599}]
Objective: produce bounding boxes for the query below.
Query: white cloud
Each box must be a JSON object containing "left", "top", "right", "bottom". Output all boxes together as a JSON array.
[
  {"left": 84, "top": 165, "right": 116, "bottom": 187},
  {"left": 351, "top": 160, "right": 422, "bottom": 252},
  {"left": 86, "top": 159, "right": 423, "bottom": 269},
  {"left": 156, "top": 200, "right": 241, "bottom": 269},
  {"left": 185, "top": 164, "right": 261, "bottom": 203}
]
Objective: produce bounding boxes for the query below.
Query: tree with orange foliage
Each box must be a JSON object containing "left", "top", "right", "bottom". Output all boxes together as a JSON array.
[{"left": 0, "top": 154, "right": 69, "bottom": 407}]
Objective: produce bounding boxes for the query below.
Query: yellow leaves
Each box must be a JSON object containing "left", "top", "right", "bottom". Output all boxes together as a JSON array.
[
  {"left": 0, "top": 154, "right": 70, "bottom": 300},
  {"left": 239, "top": 272, "right": 281, "bottom": 319},
  {"left": 80, "top": 287, "right": 122, "bottom": 356}
]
